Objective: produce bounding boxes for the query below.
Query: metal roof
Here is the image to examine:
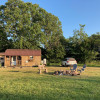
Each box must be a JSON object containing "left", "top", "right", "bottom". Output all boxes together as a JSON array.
[
  {"left": 5, "top": 49, "right": 41, "bottom": 56},
  {"left": 0, "top": 52, "right": 5, "bottom": 56}
]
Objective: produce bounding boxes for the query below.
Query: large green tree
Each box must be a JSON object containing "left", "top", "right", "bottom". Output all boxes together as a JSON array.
[
  {"left": 40, "top": 10, "right": 65, "bottom": 62},
  {"left": 0, "top": 26, "right": 13, "bottom": 52},
  {"left": 89, "top": 32, "right": 100, "bottom": 51},
  {"left": 0, "top": 0, "right": 43, "bottom": 49},
  {"left": 68, "top": 24, "right": 98, "bottom": 63},
  {"left": 89, "top": 32, "right": 100, "bottom": 60},
  {"left": 0, "top": 0, "right": 65, "bottom": 62}
]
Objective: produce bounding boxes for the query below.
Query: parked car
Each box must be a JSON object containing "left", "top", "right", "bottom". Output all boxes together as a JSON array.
[{"left": 62, "top": 58, "right": 77, "bottom": 67}]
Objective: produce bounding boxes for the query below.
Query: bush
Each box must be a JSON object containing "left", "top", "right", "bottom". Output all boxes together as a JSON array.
[{"left": 78, "top": 60, "right": 100, "bottom": 67}]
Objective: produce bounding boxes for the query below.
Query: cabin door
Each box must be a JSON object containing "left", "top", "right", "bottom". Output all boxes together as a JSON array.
[
  {"left": 17, "top": 56, "right": 21, "bottom": 66},
  {"left": 11, "top": 56, "right": 16, "bottom": 66}
]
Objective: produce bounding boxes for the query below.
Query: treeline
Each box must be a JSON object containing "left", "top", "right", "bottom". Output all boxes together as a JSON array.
[{"left": 0, "top": 0, "right": 100, "bottom": 64}]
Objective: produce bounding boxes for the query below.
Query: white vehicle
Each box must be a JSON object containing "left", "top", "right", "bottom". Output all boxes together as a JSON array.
[{"left": 62, "top": 58, "right": 77, "bottom": 67}]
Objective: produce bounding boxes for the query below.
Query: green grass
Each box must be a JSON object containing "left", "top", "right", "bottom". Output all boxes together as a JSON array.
[
  {"left": 0, "top": 66, "right": 100, "bottom": 100},
  {"left": 78, "top": 61, "right": 100, "bottom": 67},
  {"left": 86, "top": 61, "right": 100, "bottom": 67},
  {"left": 48, "top": 61, "right": 100, "bottom": 67}
]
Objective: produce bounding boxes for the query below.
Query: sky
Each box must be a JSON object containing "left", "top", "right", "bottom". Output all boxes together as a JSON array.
[{"left": 0, "top": 0, "right": 100, "bottom": 38}]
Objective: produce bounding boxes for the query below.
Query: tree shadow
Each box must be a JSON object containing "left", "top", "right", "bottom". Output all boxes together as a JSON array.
[
  {"left": 0, "top": 84, "right": 99, "bottom": 100},
  {"left": 8, "top": 71, "right": 20, "bottom": 72},
  {"left": 23, "top": 71, "right": 34, "bottom": 73},
  {"left": 46, "top": 65, "right": 61, "bottom": 67}
]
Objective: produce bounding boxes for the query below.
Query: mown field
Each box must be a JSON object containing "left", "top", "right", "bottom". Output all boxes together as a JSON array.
[{"left": 0, "top": 66, "right": 100, "bottom": 100}]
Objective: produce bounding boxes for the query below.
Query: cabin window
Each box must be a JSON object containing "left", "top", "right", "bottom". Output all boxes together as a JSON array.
[
  {"left": 30, "top": 56, "right": 33, "bottom": 60},
  {"left": 28, "top": 56, "right": 33, "bottom": 62},
  {"left": 0, "top": 58, "right": 4, "bottom": 60},
  {"left": 6, "top": 56, "right": 9, "bottom": 61},
  {"left": 17, "top": 56, "right": 21, "bottom": 60}
]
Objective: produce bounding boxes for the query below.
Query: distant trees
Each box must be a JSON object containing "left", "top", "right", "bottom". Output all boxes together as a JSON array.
[
  {"left": 89, "top": 33, "right": 100, "bottom": 60},
  {"left": 89, "top": 32, "right": 100, "bottom": 52},
  {"left": 66, "top": 24, "right": 98, "bottom": 63}
]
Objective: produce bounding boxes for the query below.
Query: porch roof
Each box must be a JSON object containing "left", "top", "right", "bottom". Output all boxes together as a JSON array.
[
  {"left": 5, "top": 49, "right": 41, "bottom": 56},
  {"left": 0, "top": 52, "right": 5, "bottom": 56}
]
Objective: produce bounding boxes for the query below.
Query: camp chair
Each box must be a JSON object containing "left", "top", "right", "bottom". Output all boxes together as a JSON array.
[
  {"left": 77, "top": 64, "right": 86, "bottom": 73},
  {"left": 70, "top": 64, "right": 78, "bottom": 76},
  {"left": 70, "top": 64, "right": 77, "bottom": 71}
]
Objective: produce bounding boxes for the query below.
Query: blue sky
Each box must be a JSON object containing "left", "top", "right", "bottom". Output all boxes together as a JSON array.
[{"left": 0, "top": 0, "right": 100, "bottom": 38}]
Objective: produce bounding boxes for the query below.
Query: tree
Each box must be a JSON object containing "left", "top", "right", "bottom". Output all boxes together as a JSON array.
[
  {"left": 0, "top": 0, "right": 65, "bottom": 62},
  {"left": 0, "top": 0, "right": 44, "bottom": 49},
  {"left": 89, "top": 32, "right": 100, "bottom": 51},
  {"left": 45, "top": 36, "right": 65, "bottom": 63},
  {"left": 0, "top": 27, "right": 13, "bottom": 52},
  {"left": 89, "top": 32, "right": 100, "bottom": 60},
  {"left": 69, "top": 24, "right": 97, "bottom": 63}
]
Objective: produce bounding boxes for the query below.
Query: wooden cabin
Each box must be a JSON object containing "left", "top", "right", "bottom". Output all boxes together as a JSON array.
[{"left": 0, "top": 49, "right": 41, "bottom": 67}]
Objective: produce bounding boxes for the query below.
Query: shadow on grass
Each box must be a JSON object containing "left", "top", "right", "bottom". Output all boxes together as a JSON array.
[
  {"left": 0, "top": 76, "right": 99, "bottom": 100},
  {"left": 8, "top": 71, "right": 20, "bottom": 72},
  {"left": 46, "top": 65, "right": 72, "bottom": 68},
  {"left": 46, "top": 65, "right": 61, "bottom": 67},
  {"left": 0, "top": 92, "right": 38, "bottom": 100},
  {"left": 45, "top": 72, "right": 54, "bottom": 75},
  {"left": 56, "top": 75, "right": 100, "bottom": 84},
  {"left": 23, "top": 71, "right": 34, "bottom": 73},
  {"left": 76, "top": 76, "right": 100, "bottom": 83}
]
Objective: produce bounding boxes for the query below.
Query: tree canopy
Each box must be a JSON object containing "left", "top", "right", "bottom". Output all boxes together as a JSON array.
[
  {"left": 0, "top": 0, "right": 100, "bottom": 63},
  {"left": 68, "top": 24, "right": 98, "bottom": 63},
  {"left": 0, "top": 0, "right": 65, "bottom": 62}
]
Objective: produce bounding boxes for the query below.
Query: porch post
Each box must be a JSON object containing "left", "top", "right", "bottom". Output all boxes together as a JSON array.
[
  {"left": 16, "top": 56, "right": 17, "bottom": 66},
  {"left": 10, "top": 56, "right": 11, "bottom": 66},
  {"left": 4, "top": 56, "right": 6, "bottom": 67}
]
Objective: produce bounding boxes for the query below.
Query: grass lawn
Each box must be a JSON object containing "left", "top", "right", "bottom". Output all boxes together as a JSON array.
[{"left": 0, "top": 66, "right": 100, "bottom": 100}]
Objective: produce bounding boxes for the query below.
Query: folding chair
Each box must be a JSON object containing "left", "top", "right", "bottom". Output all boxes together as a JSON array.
[
  {"left": 70, "top": 64, "right": 77, "bottom": 71},
  {"left": 70, "top": 64, "right": 78, "bottom": 76},
  {"left": 77, "top": 64, "right": 86, "bottom": 73}
]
